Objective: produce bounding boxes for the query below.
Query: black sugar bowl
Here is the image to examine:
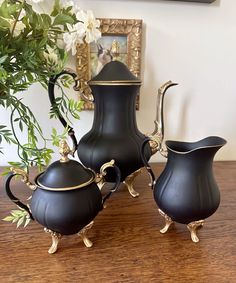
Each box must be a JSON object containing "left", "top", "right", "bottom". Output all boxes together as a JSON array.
[{"left": 5, "top": 140, "right": 121, "bottom": 254}]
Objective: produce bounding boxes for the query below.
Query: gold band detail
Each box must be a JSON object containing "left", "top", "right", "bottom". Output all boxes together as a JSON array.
[{"left": 88, "top": 80, "right": 141, "bottom": 86}]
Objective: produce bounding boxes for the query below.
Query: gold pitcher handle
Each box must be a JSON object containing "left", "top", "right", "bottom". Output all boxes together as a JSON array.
[{"left": 148, "top": 80, "right": 178, "bottom": 157}]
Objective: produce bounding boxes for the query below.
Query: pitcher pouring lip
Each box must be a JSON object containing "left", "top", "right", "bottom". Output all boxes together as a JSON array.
[{"left": 165, "top": 136, "right": 227, "bottom": 155}]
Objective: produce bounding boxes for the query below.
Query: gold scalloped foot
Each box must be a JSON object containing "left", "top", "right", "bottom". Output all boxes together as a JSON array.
[
  {"left": 78, "top": 221, "right": 94, "bottom": 248},
  {"left": 187, "top": 220, "right": 204, "bottom": 243},
  {"left": 123, "top": 169, "right": 142, "bottom": 198},
  {"left": 158, "top": 209, "right": 174, "bottom": 234},
  {"left": 44, "top": 228, "right": 62, "bottom": 254}
]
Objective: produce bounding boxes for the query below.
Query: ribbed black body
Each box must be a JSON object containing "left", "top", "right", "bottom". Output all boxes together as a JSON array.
[
  {"left": 78, "top": 84, "right": 152, "bottom": 181},
  {"left": 154, "top": 136, "right": 226, "bottom": 224},
  {"left": 30, "top": 184, "right": 102, "bottom": 235}
]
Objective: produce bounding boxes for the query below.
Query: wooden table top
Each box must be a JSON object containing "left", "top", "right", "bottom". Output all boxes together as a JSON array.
[{"left": 0, "top": 162, "right": 235, "bottom": 283}]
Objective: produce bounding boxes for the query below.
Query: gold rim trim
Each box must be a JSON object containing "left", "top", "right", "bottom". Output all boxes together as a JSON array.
[
  {"left": 35, "top": 173, "right": 96, "bottom": 191},
  {"left": 88, "top": 80, "right": 141, "bottom": 86},
  {"left": 166, "top": 142, "right": 227, "bottom": 155}
]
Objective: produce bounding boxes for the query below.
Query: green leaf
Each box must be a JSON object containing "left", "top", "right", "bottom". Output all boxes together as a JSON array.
[
  {"left": 16, "top": 217, "right": 24, "bottom": 228},
  {"left": 52, "top": 127, "right": 57, "bottom": 136},
  {"left": 24, "top": 217, "right": 31, "bottom": 227},
  {"left": 53, "top": 14, "right": 74, "bottom": 26},
  {"left": 2, "top": 216, "right": 14, "bottom": 222},
  {"left": 41, "top": 13, "right": 52, "bottom": 28},
  {"left": 19, "top": 120, "right": 23, "bottom": 132},
  {"left": 0, "top": 17, "right": 10, "bottom": 29},
  {"left": 0, "top": 55, "right": 8, "bottom": 64},
  {"left": 22, "top": 150, "right": 28, "bottom": 162},
  {"left": 12, "top": 217, "right": 18, "bottom": 223},
  {"left": 11, "top": 210, "right": 22, "bottom": 215},
  {"left": 0, "top": 1, "right": 19, "bottom": 18},
  {"left": 51, "top": 0, "right": 61, "bottom": 17},
  {"left": 11, "top": 211, "right": 20, "bottom": 217}
]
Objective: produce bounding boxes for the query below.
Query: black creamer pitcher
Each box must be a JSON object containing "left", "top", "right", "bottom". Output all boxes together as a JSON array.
[{"left": 140, "top": 82, "right": 227, "bottom": 242}]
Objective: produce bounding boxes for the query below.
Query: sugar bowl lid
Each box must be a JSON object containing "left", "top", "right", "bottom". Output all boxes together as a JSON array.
[
  {"left": 88, "top": 61, "right": 141, "bottom": 86},
  {"left": 35, "top": 141, "right": 95, "bottom": 191}
]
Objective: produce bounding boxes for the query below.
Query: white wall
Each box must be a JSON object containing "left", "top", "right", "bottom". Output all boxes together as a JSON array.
[{"left": 1, "top": 0, "right": 235, "bottom": 165}]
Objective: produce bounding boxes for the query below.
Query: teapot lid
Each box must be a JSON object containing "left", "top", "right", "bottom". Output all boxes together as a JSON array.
[
  {"left": 88, "top": 61, "right": 141, "bottom": 86},
  {"left": 35, "top": 141, "right": 95, "bottom": 191}
]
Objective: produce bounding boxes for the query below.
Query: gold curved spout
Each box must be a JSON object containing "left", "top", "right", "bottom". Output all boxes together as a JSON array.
[{"left": 148, "top": 81, "right": 178, "bottom": 157}]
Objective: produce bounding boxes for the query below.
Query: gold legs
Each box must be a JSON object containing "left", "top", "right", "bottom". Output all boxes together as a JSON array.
[
  {"left": 44, "top": 228, "right": 62, "bottom": 254},
  {"left": 123, "top": 169, "right": 142, "bottom": 198},
  {"left": 44, "top": 221, "right": 94, "bottom": 254},
  {"left": 77, "top": 221, "right": 94, "bottom": 248},
  {"left": 158, "top": 209, "right": 174, "bottom": 233},
  {"left": 158, "top": 209, "right": 205, "bottom": 243},
  {"left": 187, "top": 220, "right": 204, "bottom": 243}
]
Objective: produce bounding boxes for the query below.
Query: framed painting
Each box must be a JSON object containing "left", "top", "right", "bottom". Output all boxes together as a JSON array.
[{"left": 76, "top": 18, "right": 142, "bottom": 110}]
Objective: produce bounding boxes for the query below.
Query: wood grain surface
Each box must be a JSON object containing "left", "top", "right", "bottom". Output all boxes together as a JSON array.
[{"left": 0, "top": 162, "right": 235, "bottom": 283}]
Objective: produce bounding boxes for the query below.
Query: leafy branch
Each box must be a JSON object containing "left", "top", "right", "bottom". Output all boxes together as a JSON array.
[
  {"left": 0, "top": 87, "right": 78, "bottom": 173},
  {"left": 3, "top": 208, "right": 31, "bottom": 228}
]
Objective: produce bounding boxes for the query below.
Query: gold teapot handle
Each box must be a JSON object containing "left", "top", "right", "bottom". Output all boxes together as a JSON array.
[
  {"left": 4, "top": 168, "right": 36, "bottom": 219},
  {"left": 95, "top": 160, "right": 121, "bottom": 205}
]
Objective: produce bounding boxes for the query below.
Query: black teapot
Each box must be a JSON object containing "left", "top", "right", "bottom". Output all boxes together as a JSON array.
[
  {"left": 48, "top": 64, "right": 178, "bottom": 197},
  {"left": 5, "top": 140, "right": 120, "bottom": 253}
]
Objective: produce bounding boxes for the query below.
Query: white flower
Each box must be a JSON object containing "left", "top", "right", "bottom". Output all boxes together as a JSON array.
[
  {"left": 76, "top": 10, "right": 101, "bottom": 44},
  {"left": 9, "top": 20, "right": 26, "bottom": 37},
  {"left": 24, "top": 0, "right": 44, "bottom": 13},
  {"left": 63, "top": 9, "right": 101, "bottom": 55},
  {"left": 63, "top": 23, "right": 85, "bottom": 55}
]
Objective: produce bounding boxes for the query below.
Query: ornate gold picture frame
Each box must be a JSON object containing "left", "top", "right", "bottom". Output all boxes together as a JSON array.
[{"left": 76, "top": 18, "right": 142, "bottom": 110}]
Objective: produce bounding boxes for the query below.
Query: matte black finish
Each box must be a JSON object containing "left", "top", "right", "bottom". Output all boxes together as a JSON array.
[
  {"left": 90, "top": 60, "right": 141, "bottom": 82},
  {"left": 48, "top": 61, "right": 152, "bottom": 182},
  {"left": 142, "top": 136, "right": 226, "bottom": 224},
  {"left": 78, "top": 83, "right": 152, "bottom": 181},
  {"left": 37, "top": 160, "right": 94, "bottom": 189},
  {"left": 30, "top": 184, "right": 102, "bottom": 235},
  {"left": 5, "top": 156, "right": 121, "bottom": 235}
]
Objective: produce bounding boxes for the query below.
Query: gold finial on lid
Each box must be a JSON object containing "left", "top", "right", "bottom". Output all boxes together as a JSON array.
[{"left": 59, "top": 140, "right": 72, "bottom": 163}]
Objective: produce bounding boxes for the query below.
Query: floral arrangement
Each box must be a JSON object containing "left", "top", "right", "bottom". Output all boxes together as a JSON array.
[{"left": 0, "top": 0, "right": 101, "bottom": 171}]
